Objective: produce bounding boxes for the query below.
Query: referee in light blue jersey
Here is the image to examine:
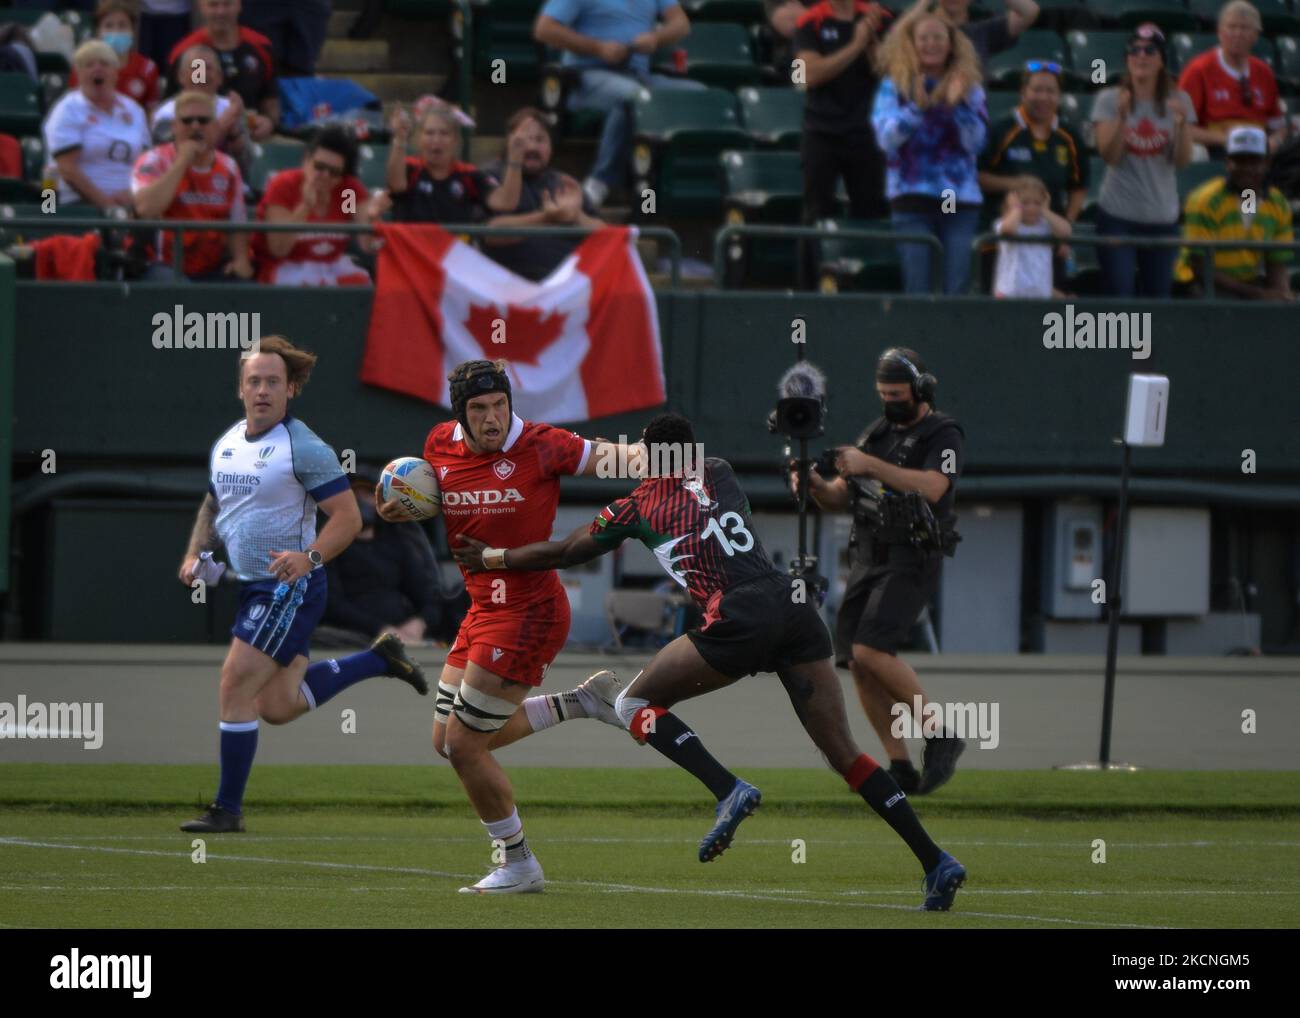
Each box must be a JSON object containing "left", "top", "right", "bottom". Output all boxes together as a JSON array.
[{"left": 177, "top": 335, "right": 429, "bottom": 833}]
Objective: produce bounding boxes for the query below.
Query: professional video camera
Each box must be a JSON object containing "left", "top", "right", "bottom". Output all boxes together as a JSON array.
[{"left": 768, "top": 356, "right": 829, "bottom": 605}]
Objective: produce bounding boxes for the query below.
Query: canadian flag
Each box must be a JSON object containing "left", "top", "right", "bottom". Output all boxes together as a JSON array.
[{"left": 361, "top": 223, "right": 665, "bottom": 422}]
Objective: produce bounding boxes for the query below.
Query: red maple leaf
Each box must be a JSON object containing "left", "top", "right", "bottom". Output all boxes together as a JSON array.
[{"left": 463, "top": 303, "right": 567, "bottom": 366}]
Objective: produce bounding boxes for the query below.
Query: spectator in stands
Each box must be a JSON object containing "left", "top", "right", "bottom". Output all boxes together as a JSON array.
[
  {"left": 993, "top": 174, "right": 1070, "bottom": 297},
  {"left": 131, "top": 89, "right": 254, "bottom": 280},
  {"left": 871, "top": 4, "right": 987, "bottom": 294},
  {"left": 322, "top": 476, "right": 456, "bottom": 647},
  {"left": 1175, "top": 125, "right": 1293, "bottom": 299},
  {"left": 1090, "top": 23, "right": 1195, "bottom": 297},
  {"left": 43, "top": 39, "right": 151, "bottom": 211},
  {"left": 68, "top": 1, "right": 162, "bottom": 113},
  {"left": 980, "top": 63, "right": 1087, "bottom": 223},
  {"left": 534, "top": 0, "right": 704, "bottom": 210},
  {"left": 169, "top": 0, "right": 278, "bottom": 139},
  {"left": 254, "top": 124, "right": 390, "bottom": 285},
  {"left": 794, "top": 0, "right": 892, "bottom": 228},
  {"left": 385, "top": 102, "right": 497, "bottom": 225},
  {"left": 766, "top": 0, "right": 811, "bottom": 74},
  {"left": 0, "top": 132, "right": 22, "bottom": 179},
  {"left": 1178, "top": 1, "right": 1286, "bottom": 156},
  {"left": 937, "top": 0, "right": 1040, "bottom": 69},
  {"left": 153, "top": 44, "right": 252, "bottom": 168},
  {"left": 979, "top": 61, "right": 1087, "bottom": 286},
  {"left": 138, "top": 1, "right": 192, "bottom": 73},
  {"left": 480, "top": 107, "right": 605, "bottom": 282},
  {"left": 239, "top": 0, "right": 330, "bottom": 77}
]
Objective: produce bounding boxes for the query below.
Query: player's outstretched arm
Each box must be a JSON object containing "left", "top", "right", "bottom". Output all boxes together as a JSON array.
[
  {"left": 453, "top": 525, "right": 607, "bottom": 573},
  {"left": 179, "top": 493, "right": 218, "bottom": 584},
  {"left": 578, "top": 440, "right": 648, "bottom": 478}
]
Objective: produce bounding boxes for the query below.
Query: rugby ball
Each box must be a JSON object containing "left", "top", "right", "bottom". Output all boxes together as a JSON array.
[{"left": 379, "top": 457, "right": 442, "bottom": 520}]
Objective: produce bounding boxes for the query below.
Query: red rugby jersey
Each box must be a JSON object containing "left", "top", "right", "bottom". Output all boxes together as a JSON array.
[{"left": 424, "top": 414, "right": 591, "bottom": 608}]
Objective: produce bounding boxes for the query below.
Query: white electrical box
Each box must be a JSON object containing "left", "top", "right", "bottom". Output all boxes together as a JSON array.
[{"left": 1124, "top": 374, "right": 1170, "bottom": 447}]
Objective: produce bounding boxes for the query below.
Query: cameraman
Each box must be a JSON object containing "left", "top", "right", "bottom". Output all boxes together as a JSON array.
[{"left": 797, "top": 348, "right": 966, "bottom": 795}]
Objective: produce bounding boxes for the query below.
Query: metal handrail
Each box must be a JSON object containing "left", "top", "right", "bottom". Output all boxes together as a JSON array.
[
  {"left": 971, "top": 230, "right": 1300, "bottom": 299},
  {"left": 2, "top": 218, "right": 684, "bottom": 287},
  {"left": 712, "top": 224, "right": 946, "bottom": 293}
]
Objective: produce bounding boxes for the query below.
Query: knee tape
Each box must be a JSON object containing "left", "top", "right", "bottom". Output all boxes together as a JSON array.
[
  {"left": 452, "top": 682, "right": 516, "bottom": 733},
  {"left": 434, "top": 681, "right": 457, "bottom": 724}
]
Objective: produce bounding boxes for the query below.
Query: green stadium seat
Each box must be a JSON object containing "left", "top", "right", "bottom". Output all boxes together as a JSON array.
[
  {"left": 1080, "top": 155, "right": 1107, "bottom": 220},
  {"left": 1275, "top": 36, "right": 1300, "bottom": 92},
  {"left": 1065, "top": 30, "right": 1132, "bottom": 89},
  {"left": 0, "top": 177, "right": 41, "bottom": 203},
  {"left": 679, "top": 0, "right": 766, "bottom": 23},
  {"left": 356, "top": 142, "right": 390, "bottom": 190},
  {"left": 0, "top": 73, "right": 42, "bottom": 136},
  {"left": 815, "top": 218, "right": 903, "bottom": 293},
  {"left": 1084, "top": 0, "right": 1199, "bottom": 32},
  {"left": 248, "top": 139, "right": 306, "bottom": 192},
  {"left": 654, "top": 23, "right": 760, "bottom": 87},
  {"left": 737, "top": 86, "right": 803, "bottom": 147},
  {"left": 719, "top": 149, "right": 805, "bottom": 285},
  {"left": 985, "top": 91, "right": 1023, "bottom": 124},
  {"left": 472, "top": 0, "right": 544, "bottom": 81},
  {"left": 21, "top": 135, "right": 45, "bottom": 185},
  {"left": 1178, "top": 160, "right": 1226, "bottom": 204},
  {"left": 632, "top": 86, "right": 749, "bottom": 216},
  {"left": 720, "top": 149, "right": 803, "bottom": 221},
  {"left": 985, "top": 29, "right": 1071, "bottom": 88},
  {"left": 1188, "top": 0, "right": 1300, "bottom": 34}
]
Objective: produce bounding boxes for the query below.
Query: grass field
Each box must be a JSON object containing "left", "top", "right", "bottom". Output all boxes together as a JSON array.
[{"left": 1, "top": 765, "right": 1297, "bottom": 929}]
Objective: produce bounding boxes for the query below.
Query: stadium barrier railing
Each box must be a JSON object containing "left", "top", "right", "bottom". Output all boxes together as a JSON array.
[
  {"left": 969, "top": 232, "right": 1300, "bottom": 299},
  {"left": 711, "top": 223, "right": 946, "bottom": 295},
  {"left": 1, "top": 218, "right": 685, "bottom": 288}
]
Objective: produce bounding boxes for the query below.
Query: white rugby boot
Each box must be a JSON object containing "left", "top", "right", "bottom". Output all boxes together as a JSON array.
[
  {"left": 458, "top": 856, "right": 545, "bottom": 895},
  {"left": 574, "top": 669, "right": 625, "bottom": 729}
]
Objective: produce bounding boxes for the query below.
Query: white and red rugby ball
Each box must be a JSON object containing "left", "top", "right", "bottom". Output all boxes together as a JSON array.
[{"left": 379, "top": 457, "right": 442, "bottom": 520}]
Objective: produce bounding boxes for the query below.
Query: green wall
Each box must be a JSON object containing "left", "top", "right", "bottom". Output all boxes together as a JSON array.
[{"left": 11, "top": 284, "right": 1300, "bottom": 480}]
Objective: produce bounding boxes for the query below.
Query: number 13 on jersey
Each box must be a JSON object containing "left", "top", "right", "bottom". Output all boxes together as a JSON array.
[{"left": 702, "top": 512, "right": 754, "bottom": 556}]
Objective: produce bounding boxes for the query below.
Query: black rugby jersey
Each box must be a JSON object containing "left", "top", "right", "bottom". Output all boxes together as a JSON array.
[{"left": 588, "top": 457, "right": 777, "bottom": 610}]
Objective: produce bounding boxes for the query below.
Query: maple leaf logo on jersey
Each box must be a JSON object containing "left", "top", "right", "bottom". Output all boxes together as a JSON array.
[
  {"left": 439, "top": 466, "right": 449, "bottom": 480},
  {"left": 464, "top": 303, "right": 567, "bottom": 365},
  {"left": 494, "top": 459, "right": 516, "bottom": 480}
]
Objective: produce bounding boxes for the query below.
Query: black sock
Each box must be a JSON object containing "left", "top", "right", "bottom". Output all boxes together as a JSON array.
[
  {"left": 846, "top": 754, "right": 942, "bottom": 872},
  {"left": 641, "top": 709, "right": 738, "bottom": 800},
  {"left": 890, "top": 758, "right": 918, "bottom": 774}
]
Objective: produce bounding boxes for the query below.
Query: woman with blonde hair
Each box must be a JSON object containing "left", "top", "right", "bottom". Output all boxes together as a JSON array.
[
  {"left": 43, "top": 38, "right": 151, "bottom": 210},
  {"left": 871, "top": 2, "right": 988, "bottom": 294}
]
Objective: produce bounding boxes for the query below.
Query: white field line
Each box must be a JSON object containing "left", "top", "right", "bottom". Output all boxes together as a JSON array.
[
  {"left": 0, "top": 837, "right": 1169, "bottom": 928},
  {"left": 3, "top": 834, "right": 1297, "bottom": 848}
]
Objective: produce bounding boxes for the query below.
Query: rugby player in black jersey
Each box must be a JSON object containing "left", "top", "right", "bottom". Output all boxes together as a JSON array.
[{"left": 453, "top": 412, "right": 967, "bottom": 911}]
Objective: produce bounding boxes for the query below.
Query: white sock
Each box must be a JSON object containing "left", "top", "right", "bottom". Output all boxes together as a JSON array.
[
  {"left": 523, "top": 691, "right": 589, "bottom": 732},
  {"left": 483, "top": 808, "right": 531, "bottom": 863}
]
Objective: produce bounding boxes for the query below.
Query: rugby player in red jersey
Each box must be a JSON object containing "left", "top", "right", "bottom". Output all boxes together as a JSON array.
[
  {"left": 377, "top": 359, "right": 646, "bottom": 894},
  {"left": 454, "top": 412, "right": 968, "bottom": 911}
]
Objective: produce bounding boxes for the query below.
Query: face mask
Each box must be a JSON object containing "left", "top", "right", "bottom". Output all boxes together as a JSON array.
[
  {"left": 102, "top": 31, "right": 132, "bottom": 56},
  {"left": 883, "top": 399, "right": 917, "bottom": 424}
]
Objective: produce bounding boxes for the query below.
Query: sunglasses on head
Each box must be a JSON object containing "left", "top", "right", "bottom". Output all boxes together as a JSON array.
[
  {"left": 178, "top": 115, "right": 211, "bottom": 125},
  {"left": 1025, "top": 60, "right": 1062, "bottom": 75},
  {"left": 311, "top": 160, "right": 344, "bottom": 176}
]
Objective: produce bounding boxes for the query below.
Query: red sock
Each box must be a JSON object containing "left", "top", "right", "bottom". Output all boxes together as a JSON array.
[
  {"left": 628, "top": 705, "right": 667, "bottom": 744},
  {"left": 844, "top": 753, "right": 879, "bottom": 791}
]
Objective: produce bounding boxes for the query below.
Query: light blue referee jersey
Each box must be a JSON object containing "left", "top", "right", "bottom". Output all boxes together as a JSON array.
[{"left": 208, "top": 414, "right": 350, "bottom": 582}]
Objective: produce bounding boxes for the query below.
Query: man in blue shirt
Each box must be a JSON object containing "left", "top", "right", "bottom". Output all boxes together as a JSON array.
[{"left": 534, "top": 0, "right": 703, "bottom": 209}]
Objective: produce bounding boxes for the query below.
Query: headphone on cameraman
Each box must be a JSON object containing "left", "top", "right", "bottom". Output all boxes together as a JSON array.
[{"left": 880, "top": 348, "right": 938, "bottom": 404}]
